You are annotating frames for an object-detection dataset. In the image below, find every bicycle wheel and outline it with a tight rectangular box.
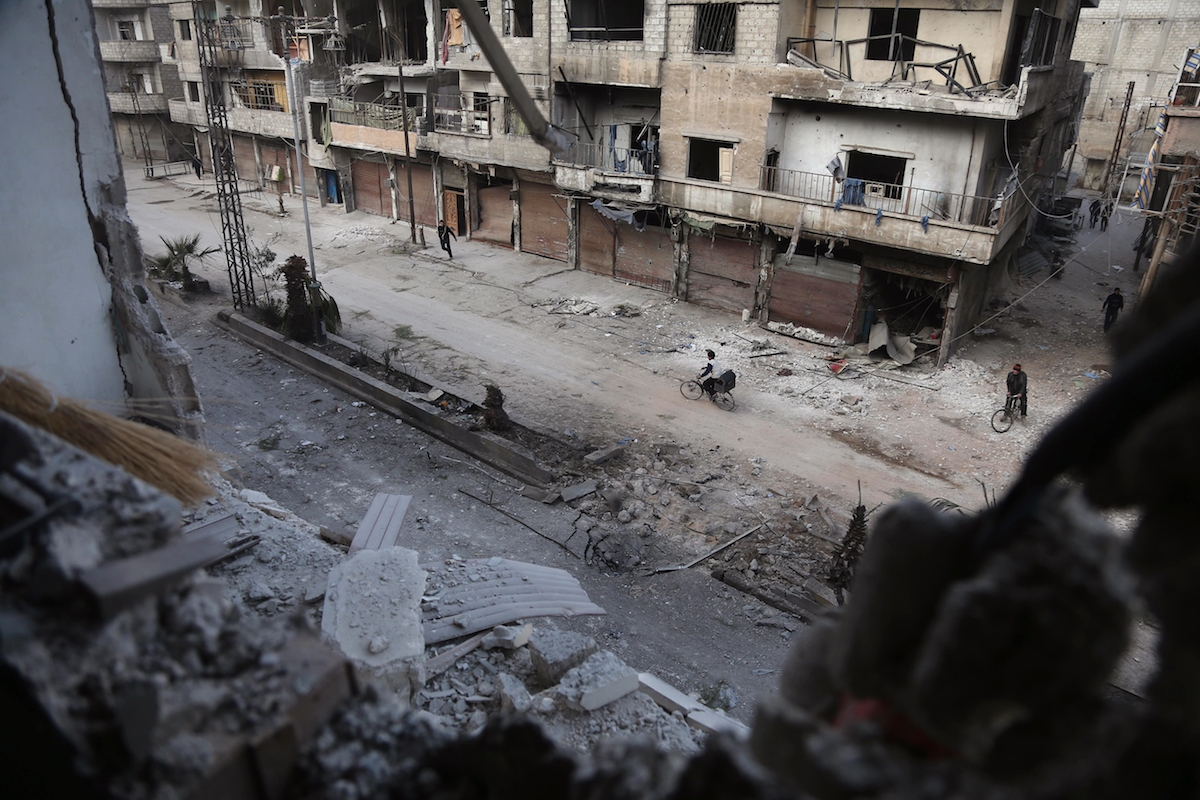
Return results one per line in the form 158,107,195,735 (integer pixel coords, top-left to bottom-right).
990,408,1014,433
680,380,704,400
713,391,736,411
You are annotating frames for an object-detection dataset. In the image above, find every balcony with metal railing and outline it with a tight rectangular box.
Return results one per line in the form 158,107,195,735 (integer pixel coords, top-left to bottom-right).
432,97,491,137
758,165,1016,230
326,96,425,154
552,141,657,203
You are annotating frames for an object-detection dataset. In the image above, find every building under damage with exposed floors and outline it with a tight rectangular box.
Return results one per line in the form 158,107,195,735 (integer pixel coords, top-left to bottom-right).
168,0,1095,364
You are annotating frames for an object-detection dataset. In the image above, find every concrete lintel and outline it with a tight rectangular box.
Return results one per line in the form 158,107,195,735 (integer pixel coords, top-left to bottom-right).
214,311,553,487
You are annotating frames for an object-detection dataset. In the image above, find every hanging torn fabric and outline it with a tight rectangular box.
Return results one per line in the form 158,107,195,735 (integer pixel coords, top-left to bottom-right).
920,214,930,233
590,198,645,230
446,8,464,46
875,208,883,226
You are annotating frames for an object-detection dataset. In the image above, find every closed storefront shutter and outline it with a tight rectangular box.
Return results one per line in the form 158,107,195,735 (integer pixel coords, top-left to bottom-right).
395,161,437,228
298,150,320,197
520,182,569,262
232,135,258,183
579,202,614,276
767,255,862,341
474,184,514,247
352,158,388,217
686,233,757,314
614,222,673,293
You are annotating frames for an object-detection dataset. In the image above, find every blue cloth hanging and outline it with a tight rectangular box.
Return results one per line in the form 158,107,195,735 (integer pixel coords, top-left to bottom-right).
842,178,865,206
920,214,930,233
875,208,883,226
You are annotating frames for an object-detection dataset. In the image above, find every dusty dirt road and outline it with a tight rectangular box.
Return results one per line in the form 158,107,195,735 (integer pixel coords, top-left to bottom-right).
127,168,1139,516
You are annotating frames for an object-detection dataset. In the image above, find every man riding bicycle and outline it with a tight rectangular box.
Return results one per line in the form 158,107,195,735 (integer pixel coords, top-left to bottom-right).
1006,363,1027,420
698,350,722,396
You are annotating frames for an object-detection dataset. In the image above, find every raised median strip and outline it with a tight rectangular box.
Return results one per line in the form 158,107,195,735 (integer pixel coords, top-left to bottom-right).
214,310,553,487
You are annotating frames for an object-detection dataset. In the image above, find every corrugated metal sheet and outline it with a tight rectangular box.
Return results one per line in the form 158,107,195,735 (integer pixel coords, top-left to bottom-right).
579,201,615,275
768,255,862,339
473,184,513,247
615,222,673,293
1017,249,1049,276
420,558,606,644
521,182,569,262
352,158,389,217
687,234,757,313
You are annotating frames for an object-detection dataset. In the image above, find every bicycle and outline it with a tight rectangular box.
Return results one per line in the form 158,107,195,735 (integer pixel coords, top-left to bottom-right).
990,394,1020,433
680,374,736,411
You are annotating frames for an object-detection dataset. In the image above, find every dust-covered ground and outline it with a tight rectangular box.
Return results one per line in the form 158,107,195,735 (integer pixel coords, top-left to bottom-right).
131,165,1147,731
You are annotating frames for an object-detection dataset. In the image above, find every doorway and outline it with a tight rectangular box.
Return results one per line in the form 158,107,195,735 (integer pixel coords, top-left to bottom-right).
443,189,466,235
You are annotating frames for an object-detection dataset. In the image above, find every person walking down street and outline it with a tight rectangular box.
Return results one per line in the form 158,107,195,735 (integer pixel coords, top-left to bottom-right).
1089,198,1101,229
437,222,457,259
698,349,722,396
1006,363,1028,420
1100,198,1112,232
1102,287,1125,333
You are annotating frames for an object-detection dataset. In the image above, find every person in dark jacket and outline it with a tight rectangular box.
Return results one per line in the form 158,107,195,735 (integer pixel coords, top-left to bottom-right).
1102,287,1125,332
1006,363,1028,419
1089,198,1101,229
437,222,457,258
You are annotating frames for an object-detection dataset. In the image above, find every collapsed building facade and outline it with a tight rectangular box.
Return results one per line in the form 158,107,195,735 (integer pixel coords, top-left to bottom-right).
169,0,1094,363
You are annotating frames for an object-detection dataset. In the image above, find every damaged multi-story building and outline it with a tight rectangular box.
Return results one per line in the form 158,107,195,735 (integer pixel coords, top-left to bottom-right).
94,0,191,165
169,0,1095,364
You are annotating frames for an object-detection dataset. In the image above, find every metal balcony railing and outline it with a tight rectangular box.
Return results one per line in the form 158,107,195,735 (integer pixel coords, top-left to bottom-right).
758,165,1021,229
432,97,490,136
554,141,657,176
328,97,425,133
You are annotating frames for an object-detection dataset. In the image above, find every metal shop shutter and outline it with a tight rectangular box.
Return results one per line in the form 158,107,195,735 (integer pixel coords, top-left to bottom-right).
686,233,757,314
395,161,437,228
579,202,615,275
352,159,389,217
520,182,569,262
614,222,673,293
232,135,258,182
298,150,319,197
767,255,862,342
473,184,513,247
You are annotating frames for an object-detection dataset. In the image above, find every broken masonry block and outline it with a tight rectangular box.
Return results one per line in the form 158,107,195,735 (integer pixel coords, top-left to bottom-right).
497,673,533,713
481,623,533,650
557,650,639,711
560,480,598,503
585,445,626,465
686,708,749,739
529,629,599,687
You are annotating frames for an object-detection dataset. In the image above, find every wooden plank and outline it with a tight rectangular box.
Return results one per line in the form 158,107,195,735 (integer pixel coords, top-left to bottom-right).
424,601,607,644
80,537,231,619
424,631,489,677
349,493,389,553
184,513,240,544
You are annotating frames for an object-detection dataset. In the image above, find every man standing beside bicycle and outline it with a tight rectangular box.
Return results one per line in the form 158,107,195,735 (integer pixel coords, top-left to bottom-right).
1006,363,1028,421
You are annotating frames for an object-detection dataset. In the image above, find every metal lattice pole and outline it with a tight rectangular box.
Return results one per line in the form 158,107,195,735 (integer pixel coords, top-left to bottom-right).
126,69,156,178
194,2,255,309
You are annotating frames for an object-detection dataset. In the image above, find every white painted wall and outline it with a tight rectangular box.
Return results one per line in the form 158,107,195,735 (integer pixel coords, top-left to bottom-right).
0,0,128,405
777,104,980,198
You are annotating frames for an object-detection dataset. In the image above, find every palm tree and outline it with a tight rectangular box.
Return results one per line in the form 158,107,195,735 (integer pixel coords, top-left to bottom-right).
153,234,219,291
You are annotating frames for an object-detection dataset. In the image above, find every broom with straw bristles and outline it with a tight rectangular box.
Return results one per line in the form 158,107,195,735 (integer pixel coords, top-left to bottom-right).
0,368,217,506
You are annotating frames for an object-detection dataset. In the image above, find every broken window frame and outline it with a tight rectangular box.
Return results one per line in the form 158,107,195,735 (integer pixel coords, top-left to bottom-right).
179,19,193,41
693,3,737,55
232,79,287,113
1020,9,1061,69
843,150,907,206
568,0,645,42
865,8,919,62
116,19,137,41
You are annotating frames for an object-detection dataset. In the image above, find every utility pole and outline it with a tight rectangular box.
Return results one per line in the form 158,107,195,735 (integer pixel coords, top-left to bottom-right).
397,16,418,243
1102,81,1136,198
194,2,255,309
278,8,326,344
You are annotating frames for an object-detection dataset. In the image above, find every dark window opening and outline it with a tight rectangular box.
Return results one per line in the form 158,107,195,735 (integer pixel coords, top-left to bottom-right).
694,4,736,54
117,20,136,40
688,138,734,183
310,101,327,144
179,19,193,40
866,8,918,61
568,0,645,42
187,81,201,102
504,0,534,36
1019,10,1061,68
845,151,906,200
399,1,428,61
473,93,491,135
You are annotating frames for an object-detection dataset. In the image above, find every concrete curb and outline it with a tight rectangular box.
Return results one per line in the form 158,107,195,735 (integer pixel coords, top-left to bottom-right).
213,311,553,488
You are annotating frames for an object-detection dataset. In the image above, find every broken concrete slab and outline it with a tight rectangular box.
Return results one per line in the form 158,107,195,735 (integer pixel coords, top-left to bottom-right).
686,708,750,739
497,672,533,713
599,488,624,512
638,672,705,716
322,546,426,694
481,623,533,650
560,480,598,503
529,629,599,686
584,445,625,465
557,650,639,711
520,486,560,504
